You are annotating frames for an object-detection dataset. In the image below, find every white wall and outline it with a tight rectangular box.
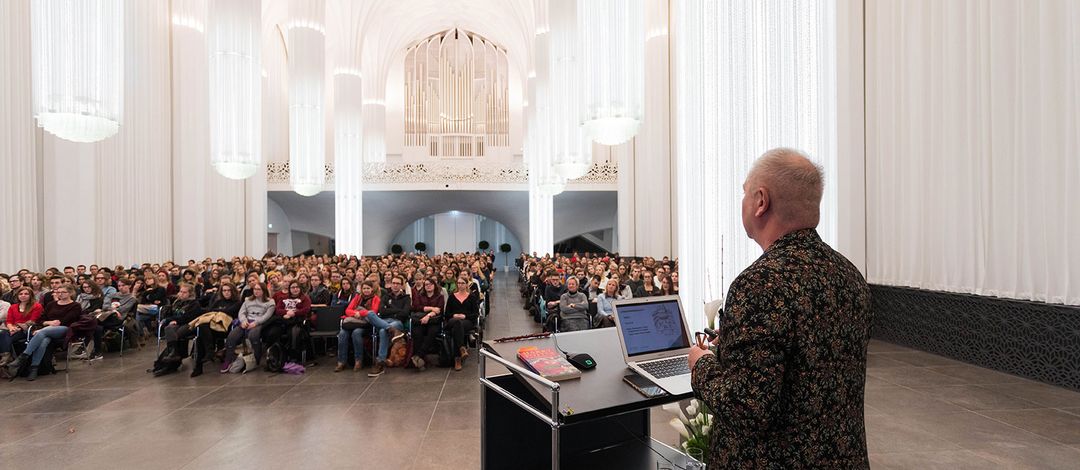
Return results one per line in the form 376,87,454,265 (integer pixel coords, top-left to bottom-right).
267,198,293,256
433,212,478,254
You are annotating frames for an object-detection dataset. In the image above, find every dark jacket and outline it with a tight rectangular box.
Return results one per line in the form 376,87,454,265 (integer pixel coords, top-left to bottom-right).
206,296,242,319
162,298,203,327
41,301,82,326
380,290,412,324
308,285,332,305
691,229,872,469
410,291,445,323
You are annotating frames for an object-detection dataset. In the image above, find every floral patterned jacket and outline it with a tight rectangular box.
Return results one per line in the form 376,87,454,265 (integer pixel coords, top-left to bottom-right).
692,228,872,469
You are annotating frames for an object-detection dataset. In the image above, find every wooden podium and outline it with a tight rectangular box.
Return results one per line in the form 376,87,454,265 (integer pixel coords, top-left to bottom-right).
479,328,694,470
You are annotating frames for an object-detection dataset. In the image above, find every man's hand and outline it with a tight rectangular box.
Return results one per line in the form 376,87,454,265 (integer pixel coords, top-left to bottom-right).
688,343,713,370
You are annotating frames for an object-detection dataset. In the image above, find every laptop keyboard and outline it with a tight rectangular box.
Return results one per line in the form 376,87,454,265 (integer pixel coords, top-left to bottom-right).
640,356,690,379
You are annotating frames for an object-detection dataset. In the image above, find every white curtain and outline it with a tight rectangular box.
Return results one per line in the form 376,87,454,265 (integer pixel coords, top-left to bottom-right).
329,0,365,255
866,0,1080,305
0,0,42,272
674,0,838,330
92,0,174,267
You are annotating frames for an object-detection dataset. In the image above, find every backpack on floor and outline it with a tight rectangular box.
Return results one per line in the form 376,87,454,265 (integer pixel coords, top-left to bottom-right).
152,344,181,375
436,335,455,368
264,342,285,373
386,339,409,368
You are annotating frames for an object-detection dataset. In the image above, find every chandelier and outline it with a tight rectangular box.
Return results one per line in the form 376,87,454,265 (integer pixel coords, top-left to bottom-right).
207,0,261,180
579,0,644,146
288,0,326,196
31,0,124,143
548,0,592,180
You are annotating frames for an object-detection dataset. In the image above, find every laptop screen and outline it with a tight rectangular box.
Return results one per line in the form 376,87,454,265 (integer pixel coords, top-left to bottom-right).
615,298,691,357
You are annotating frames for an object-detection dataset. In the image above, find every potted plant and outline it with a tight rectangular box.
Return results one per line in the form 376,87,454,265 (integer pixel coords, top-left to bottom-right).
663,399,711,459
499,243,512,270
414,242,427,253
478,240,490,251
391,244,403,255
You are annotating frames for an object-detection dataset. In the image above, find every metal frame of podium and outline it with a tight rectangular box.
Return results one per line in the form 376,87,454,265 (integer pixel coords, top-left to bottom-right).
479,329,693,470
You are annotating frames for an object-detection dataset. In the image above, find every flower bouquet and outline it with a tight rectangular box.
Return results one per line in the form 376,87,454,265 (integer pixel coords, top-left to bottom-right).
663,399,712,456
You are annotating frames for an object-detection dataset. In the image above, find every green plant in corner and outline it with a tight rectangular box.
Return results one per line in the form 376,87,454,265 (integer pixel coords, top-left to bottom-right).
390,244,403,255
414,242,427,253
478,240,490,251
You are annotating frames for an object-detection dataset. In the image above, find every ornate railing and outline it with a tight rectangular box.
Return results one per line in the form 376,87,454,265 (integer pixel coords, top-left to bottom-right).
265,161,617,185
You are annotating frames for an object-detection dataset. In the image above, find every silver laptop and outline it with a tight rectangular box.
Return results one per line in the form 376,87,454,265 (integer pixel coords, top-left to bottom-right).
612,295,694,395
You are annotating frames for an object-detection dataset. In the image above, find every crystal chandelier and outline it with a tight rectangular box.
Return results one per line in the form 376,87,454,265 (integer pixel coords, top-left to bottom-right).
548,0,592,180
31,0,124,143
207,0,261,180
579,0,644,146
288,0,326,196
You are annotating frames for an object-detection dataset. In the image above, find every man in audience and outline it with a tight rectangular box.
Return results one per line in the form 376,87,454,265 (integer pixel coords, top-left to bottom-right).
688,148,872,468
156,283,204,377
39,275,64,305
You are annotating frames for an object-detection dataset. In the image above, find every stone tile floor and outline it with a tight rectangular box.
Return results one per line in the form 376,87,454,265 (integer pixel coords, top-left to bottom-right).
1,272,1078,469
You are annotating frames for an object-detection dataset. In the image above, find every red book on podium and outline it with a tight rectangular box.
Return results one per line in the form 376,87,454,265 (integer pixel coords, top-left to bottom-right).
516,346,582,381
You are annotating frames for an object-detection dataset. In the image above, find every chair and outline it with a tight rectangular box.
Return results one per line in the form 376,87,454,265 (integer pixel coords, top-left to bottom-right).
310,305,345,357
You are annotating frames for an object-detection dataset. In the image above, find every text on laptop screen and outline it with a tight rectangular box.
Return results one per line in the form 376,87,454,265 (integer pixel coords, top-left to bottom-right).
617,299,690,356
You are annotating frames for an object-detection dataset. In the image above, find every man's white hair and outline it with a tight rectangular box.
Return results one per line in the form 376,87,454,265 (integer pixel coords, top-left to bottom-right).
748,147,824,225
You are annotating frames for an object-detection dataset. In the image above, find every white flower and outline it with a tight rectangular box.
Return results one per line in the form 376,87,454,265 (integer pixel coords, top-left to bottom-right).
686,399,700,417
669,418,690,439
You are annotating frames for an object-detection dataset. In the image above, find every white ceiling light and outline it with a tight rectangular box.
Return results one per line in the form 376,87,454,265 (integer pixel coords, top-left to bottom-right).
31,0,123,143
579,0,644,146
549,0,592,180
207,0,261,180
288,0,326,197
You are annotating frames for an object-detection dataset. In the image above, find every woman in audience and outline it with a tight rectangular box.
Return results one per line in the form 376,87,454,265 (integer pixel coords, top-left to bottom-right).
444,276,479,371
1,287,43,366
638,270,659,297
409,276,444,371
206,281,242,318
659,276,675,296
7,284,81,380
336,280,378,372
307,274,331,305
332,278,356,307
594,279,623,328
558,277,590,332
77,280,104,313
222,282,275,371
266,280,312,364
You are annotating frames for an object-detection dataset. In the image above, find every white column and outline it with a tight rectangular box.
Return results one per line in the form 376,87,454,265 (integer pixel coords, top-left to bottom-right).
330,0,365,255
0,0,42,272
529,191,554,255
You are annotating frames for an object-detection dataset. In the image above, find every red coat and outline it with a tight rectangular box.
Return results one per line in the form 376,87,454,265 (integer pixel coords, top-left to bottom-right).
6,303,43,326
344,294,380,318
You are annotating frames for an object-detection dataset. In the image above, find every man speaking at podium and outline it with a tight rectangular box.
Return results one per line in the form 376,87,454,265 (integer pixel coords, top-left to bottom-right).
688,148,872,469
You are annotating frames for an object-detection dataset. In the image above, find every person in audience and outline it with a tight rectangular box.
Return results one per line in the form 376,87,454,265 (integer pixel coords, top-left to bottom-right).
307,274,332,305
558,277,590,331
409,276,444,371
76,280,104,313
659,276,675,296
444,276,479,371
2,275,21,304
670,272,680,295
223,282,275,371
39,275,64,306
7,284,81,381
1,287,43,366
332,278,356,307
156,283,204,377
181,269,204,299
206,281,242,318
95,272,116,300
377,275,410,363
99,277,138,350
594,279,623,328
636,270,659,297
135,276,167,344
156,271,178,299
265,280,312,364
336,280,382,373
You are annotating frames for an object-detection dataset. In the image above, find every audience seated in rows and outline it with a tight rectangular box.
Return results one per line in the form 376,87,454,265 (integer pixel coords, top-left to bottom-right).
0,251,495,382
